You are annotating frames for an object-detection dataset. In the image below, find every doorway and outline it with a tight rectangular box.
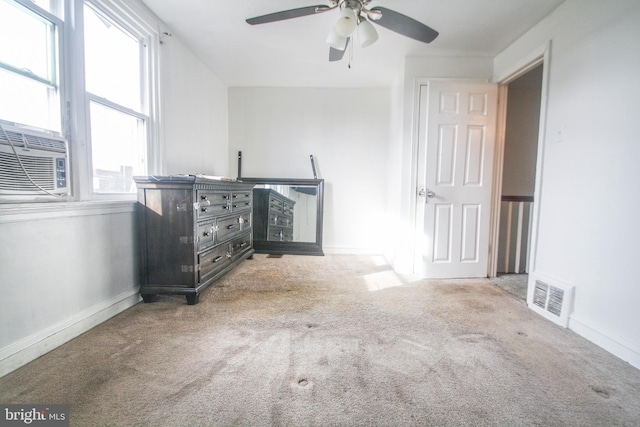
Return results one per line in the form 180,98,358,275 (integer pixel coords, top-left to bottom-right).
413,80,498,279
493,64,543,300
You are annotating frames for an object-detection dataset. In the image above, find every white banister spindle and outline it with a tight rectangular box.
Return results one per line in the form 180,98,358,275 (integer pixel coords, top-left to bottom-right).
499,197,533,274
514,202,524,273
526,202,533,273
505,202,513,273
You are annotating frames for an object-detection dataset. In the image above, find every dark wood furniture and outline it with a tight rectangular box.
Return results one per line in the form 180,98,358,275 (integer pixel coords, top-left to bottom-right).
134,175,255,305
253,188,295,242
241,178,324,256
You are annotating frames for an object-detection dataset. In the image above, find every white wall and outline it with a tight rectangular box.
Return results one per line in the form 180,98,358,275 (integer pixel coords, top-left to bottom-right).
502,65,542,197
383,73,408,268
0,204,140,377
0,25,229,377
228,87,390,253
162,36,229,176
494,0,640,368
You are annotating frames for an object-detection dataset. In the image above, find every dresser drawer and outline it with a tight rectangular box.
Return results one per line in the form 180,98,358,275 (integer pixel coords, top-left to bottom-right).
229,232,252,257
267,226,293,241
197,221,215,251
276,214,292,228
198,203,230,220
217,215,243,243
268,212,292,228
196,191,231,220
199,244,230,283
230,199,252,212
283,203,294,216
269,197,284,214
238,211,251,232
197,191,229,205
231,191,252,202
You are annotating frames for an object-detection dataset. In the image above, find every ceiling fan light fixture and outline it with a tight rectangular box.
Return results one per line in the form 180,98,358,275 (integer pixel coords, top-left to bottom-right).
357,18,378,47
326,27,348,50
334,7,357,37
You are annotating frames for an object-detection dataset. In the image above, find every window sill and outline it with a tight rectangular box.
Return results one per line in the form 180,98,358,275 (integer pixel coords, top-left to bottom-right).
0,199,137,224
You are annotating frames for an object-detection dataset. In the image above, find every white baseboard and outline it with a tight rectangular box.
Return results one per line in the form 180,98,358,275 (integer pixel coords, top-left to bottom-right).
0,289,141,378
569,314,640,370
323,246,382,255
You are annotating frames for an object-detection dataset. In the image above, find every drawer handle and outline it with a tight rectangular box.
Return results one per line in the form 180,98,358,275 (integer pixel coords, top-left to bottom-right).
213,256,223,263
200,195,208,200
227,224,238,230
240,242,247,248
203,231,211,237
201,207,208,213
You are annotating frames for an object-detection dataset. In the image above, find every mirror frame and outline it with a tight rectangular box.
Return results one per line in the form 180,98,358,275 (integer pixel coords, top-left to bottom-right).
241,177,324,256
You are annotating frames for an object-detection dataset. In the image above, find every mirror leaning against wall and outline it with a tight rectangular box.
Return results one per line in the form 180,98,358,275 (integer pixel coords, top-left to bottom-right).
240,178,324,256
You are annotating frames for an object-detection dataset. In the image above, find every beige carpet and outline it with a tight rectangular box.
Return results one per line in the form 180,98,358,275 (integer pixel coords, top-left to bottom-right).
491,273,528,301
1,254,639,426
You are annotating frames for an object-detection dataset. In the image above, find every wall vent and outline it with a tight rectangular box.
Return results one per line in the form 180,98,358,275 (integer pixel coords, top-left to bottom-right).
533,280,564,315
530,277,574,327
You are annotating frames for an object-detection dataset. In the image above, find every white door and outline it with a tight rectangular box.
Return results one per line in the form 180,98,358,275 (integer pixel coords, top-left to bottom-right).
414,81,498,278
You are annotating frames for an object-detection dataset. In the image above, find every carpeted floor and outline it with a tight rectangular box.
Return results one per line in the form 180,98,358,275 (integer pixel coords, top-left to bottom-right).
1,254,639,426
491,273,528,301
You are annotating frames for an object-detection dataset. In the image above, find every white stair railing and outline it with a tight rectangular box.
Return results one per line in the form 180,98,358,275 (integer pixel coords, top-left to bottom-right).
499,196,534,274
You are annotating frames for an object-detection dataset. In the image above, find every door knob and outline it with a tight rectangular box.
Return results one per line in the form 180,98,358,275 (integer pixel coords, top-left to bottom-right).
418,189,436,198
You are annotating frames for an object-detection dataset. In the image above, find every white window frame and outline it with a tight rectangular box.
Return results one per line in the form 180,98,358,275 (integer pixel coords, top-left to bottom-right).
76,0,162,200
0,0,164,206
0,0,162,206
0,0,64,133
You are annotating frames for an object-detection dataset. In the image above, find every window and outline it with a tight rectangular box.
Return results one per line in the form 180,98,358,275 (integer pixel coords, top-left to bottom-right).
83,1,149,194
0,0,160,202
0,0,62,133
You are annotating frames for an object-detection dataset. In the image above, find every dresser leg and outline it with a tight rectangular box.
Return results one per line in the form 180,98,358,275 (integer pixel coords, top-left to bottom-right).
141,294,157,303
186,293,199,305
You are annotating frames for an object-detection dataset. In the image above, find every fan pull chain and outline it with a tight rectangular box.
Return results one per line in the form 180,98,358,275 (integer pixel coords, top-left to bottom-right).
348,36,354,69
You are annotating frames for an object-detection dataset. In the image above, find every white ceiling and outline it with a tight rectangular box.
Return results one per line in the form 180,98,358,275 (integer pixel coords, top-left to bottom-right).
140,0,565,87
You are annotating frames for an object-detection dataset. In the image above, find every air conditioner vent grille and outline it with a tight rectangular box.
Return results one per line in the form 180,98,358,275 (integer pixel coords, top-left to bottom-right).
0,151,56,191
0,130,66,153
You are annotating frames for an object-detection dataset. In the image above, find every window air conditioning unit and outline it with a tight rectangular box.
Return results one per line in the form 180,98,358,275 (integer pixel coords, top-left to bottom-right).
0,124,69,196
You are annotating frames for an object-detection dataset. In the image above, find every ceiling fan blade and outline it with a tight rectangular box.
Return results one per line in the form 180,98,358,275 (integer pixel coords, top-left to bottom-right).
329,38,350,62
246,5,330,25
369,7,439,44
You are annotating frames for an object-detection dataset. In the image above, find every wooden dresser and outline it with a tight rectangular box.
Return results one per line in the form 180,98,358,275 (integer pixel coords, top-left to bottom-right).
134,176,255,305
253,188,296,242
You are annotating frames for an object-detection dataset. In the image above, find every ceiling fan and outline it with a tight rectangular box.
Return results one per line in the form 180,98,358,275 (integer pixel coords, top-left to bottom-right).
246,0,439,62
